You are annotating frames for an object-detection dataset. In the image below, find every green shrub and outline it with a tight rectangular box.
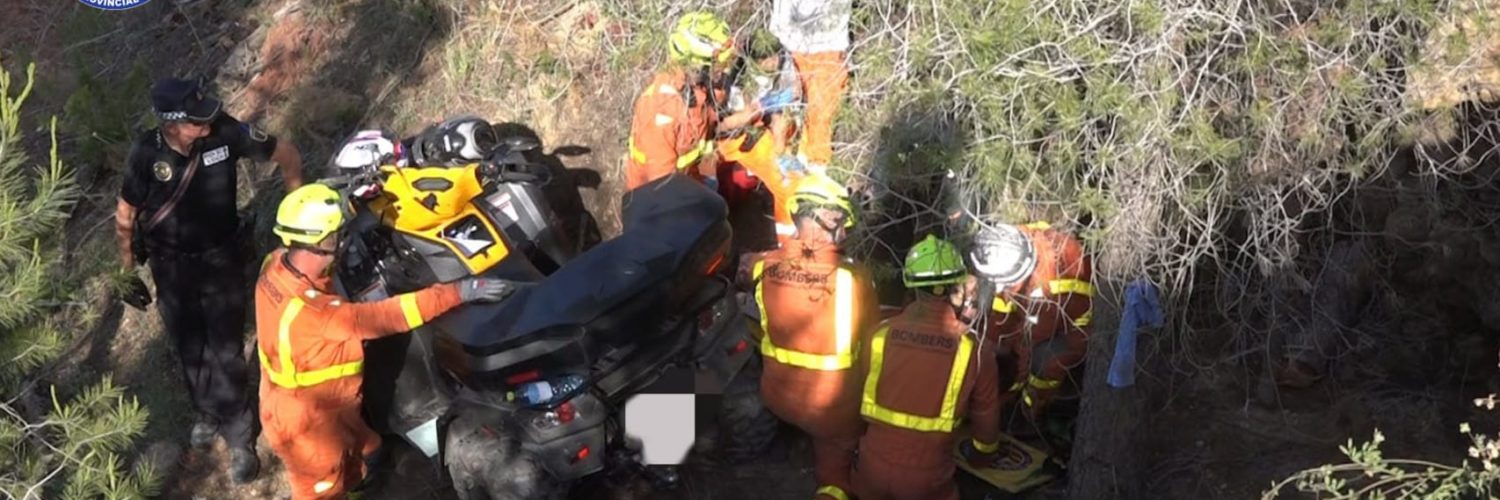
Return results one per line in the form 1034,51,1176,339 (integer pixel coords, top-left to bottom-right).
0,59,157,500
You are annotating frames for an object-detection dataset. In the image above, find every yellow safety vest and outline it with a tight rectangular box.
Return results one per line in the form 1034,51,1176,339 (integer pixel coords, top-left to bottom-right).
256,293,424,389
752,260,858,371
860,325,974,433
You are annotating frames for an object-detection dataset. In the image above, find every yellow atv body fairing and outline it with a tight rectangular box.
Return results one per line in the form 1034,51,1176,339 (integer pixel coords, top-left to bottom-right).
373,163,510,275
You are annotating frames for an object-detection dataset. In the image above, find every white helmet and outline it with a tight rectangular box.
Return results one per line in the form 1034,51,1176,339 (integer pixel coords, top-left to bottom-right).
332,129,398,170
969,223,1037,288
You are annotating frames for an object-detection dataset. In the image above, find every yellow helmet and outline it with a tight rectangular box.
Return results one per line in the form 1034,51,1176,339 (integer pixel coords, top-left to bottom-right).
669,11,734,67
785,173,855,228
274,184,346,247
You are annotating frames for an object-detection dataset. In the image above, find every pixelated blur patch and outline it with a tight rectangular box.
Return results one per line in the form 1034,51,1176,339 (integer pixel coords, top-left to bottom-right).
78,0,152,11
624,394,696,465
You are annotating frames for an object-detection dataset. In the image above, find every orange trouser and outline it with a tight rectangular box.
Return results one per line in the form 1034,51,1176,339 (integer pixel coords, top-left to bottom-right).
761,379,859,499
792,51,849,166
261,389,379,499
852,451,959,500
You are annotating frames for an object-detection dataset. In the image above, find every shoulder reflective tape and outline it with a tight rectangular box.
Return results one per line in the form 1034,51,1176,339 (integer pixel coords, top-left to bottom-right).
861,327,973,432
258,297,364,389
973,438,1001,454
992,296,1014,314
655,113,675,126
399,293,423,330
657,84,678,95
1049,278,1093,297
1073,309,1093,327
1024,221,1052,230
775,222,797,236
815,485,850,500
757,267,857,371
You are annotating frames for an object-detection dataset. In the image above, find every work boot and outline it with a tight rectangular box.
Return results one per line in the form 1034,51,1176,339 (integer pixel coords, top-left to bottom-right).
229,446,260,484
189,421,217,449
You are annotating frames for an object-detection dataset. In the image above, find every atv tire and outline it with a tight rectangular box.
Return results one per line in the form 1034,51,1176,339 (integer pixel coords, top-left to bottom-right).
716,354,779,463
446,409,562,500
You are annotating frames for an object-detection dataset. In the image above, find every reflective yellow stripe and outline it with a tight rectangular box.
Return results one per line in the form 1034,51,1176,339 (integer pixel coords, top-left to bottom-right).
861,326,973,432
628,137,648,165
1029,374,1062,390
815,485,850,500
833,269,855,365
1022,390,1034,407
630,138,709,171
257,297,364,389
1073,309,1093,327
399,293,423,330
1008,380,1025,392
1024,221,1052,230
272,298,303,387
775,222,798,236
755,266,857,371
973,438,1001,453
1049,278,1093,297
992,296,1014,314
753,260,768,338
675,140,712,170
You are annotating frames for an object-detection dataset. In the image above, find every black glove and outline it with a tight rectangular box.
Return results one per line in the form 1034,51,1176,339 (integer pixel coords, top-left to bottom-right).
122,276,152,310
457,277,516,303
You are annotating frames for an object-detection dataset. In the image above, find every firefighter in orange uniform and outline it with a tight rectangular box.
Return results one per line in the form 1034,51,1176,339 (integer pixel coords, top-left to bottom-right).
750,174,879,500
625,11,791,191
969,222,1092,424
852,235,1002,500
768,0,853,172
255,184,515,498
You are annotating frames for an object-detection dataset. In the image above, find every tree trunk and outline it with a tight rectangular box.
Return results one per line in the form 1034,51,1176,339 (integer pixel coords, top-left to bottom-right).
1064,283,1143,500
1066,131,1166,500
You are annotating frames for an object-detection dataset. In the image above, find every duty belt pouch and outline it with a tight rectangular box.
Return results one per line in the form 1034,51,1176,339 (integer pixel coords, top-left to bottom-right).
139,154,202,259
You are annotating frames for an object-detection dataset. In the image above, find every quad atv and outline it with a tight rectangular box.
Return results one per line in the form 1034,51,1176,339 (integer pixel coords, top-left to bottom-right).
324,136,776,499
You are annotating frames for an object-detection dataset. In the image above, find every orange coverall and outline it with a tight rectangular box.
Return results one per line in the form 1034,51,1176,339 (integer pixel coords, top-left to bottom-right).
625,68,719,190
853,297,1001,500
751,239,879,500
984,222,1093,415
255,250,464,499
789,51,848,166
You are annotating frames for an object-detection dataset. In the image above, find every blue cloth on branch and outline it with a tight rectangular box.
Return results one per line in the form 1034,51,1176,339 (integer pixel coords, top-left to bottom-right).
1107,279,1163,388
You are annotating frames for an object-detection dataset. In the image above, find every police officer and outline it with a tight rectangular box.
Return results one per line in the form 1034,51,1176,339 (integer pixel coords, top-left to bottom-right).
113,78,304,483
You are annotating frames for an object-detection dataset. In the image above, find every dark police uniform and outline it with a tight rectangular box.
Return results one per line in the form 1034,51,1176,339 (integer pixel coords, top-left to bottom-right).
120,113,275,450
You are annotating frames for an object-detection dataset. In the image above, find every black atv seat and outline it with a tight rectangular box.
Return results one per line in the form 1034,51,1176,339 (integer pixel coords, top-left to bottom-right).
431,174,729,354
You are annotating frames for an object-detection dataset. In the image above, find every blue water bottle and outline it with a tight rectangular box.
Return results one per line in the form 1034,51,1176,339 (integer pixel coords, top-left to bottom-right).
517,375,587,405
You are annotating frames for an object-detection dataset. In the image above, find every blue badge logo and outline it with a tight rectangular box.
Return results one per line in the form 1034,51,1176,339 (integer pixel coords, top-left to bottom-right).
79,0,151,11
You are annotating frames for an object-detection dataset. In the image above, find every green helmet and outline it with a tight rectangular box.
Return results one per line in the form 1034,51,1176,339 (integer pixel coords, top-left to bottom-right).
669,11,734,67
903,235,969,288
